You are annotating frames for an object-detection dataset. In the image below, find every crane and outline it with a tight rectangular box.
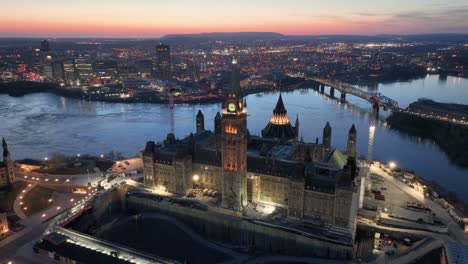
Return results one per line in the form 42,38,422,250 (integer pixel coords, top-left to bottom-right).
168,83,175,135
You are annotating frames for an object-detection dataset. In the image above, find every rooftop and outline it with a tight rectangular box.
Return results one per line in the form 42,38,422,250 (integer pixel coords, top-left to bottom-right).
35,233,134,264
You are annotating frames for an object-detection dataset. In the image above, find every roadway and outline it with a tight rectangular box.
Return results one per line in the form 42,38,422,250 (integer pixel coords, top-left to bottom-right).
0,186,82,264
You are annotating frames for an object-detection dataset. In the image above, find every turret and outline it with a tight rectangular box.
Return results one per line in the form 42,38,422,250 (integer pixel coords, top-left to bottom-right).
196,110,205,133
2,138,14,185
294,115,300,141
2,137,8,158
304,147,312,163
323,122,331,153
214,112,222,134
346,124,357,159
261,94,297,141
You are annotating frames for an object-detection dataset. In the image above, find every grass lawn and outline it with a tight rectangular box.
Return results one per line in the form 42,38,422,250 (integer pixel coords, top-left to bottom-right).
0,181,28,213
23,186,55,216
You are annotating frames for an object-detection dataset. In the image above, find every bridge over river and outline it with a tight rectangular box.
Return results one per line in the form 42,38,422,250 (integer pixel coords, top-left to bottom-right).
308,77,468,126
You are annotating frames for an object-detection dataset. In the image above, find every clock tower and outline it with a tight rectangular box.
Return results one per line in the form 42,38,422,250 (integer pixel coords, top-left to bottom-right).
221,58,248,211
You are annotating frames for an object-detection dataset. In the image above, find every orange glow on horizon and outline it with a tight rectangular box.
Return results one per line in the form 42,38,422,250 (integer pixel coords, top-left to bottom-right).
0,16,436,37
1,0,467,37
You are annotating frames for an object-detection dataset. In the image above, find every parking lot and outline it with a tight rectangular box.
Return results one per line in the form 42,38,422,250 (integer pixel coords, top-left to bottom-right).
186,188,220,205
108,158,143,174
366,173,422,215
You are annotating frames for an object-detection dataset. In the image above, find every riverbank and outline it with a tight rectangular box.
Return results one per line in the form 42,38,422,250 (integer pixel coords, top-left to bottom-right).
0,79,313,105
386,111,468,169
0,81,83,98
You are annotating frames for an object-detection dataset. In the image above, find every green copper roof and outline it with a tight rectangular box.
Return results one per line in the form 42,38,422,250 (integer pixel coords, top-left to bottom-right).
326,149,347,169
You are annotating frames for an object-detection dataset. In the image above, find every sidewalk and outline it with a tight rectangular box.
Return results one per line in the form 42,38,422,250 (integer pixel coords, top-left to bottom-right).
13,182,37,220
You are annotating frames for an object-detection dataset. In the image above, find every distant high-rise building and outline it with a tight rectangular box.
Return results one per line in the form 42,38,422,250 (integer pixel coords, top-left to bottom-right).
93,60,118,77
63,59,76,81
32,48,41,67
40,40,51,52
75,55,93,82
52,61,65,81
153,44,171,79
40,65,54,80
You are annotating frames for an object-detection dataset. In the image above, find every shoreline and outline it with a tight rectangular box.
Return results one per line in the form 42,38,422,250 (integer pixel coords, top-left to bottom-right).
0,80,312,105
386,111,468,169
3,72,462,105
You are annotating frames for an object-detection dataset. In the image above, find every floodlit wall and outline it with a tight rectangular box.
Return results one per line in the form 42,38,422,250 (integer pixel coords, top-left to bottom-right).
126,195,353,259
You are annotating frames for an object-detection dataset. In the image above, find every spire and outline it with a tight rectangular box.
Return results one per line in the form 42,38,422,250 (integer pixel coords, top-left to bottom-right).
304,147,312,163
229,58,242,96
323,122,332,154
262,94,296,140
214,111,222,134
196,110,205,133
273,94,287,115
347,124,357,158
294,114,299,141
2,137,9,157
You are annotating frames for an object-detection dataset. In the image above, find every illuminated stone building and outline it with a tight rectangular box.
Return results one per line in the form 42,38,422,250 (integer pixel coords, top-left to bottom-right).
0,211,9,239
0,138,15,188
142,61,360,238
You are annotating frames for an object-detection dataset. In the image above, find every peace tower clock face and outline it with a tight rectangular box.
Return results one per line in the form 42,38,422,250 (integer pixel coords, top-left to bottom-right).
228,103,236,112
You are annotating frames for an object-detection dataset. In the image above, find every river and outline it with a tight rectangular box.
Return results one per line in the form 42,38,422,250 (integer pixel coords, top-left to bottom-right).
0,74,467,201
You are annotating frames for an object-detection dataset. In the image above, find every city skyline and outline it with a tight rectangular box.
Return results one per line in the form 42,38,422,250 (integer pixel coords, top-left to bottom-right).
1,0,468,38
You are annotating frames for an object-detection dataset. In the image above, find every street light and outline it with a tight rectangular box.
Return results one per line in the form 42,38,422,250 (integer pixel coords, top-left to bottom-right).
192,174,200,189
192,174,200,182
389,161,397,170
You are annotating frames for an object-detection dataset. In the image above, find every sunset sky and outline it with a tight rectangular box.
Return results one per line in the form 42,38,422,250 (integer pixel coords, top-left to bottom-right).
1,0,468,37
